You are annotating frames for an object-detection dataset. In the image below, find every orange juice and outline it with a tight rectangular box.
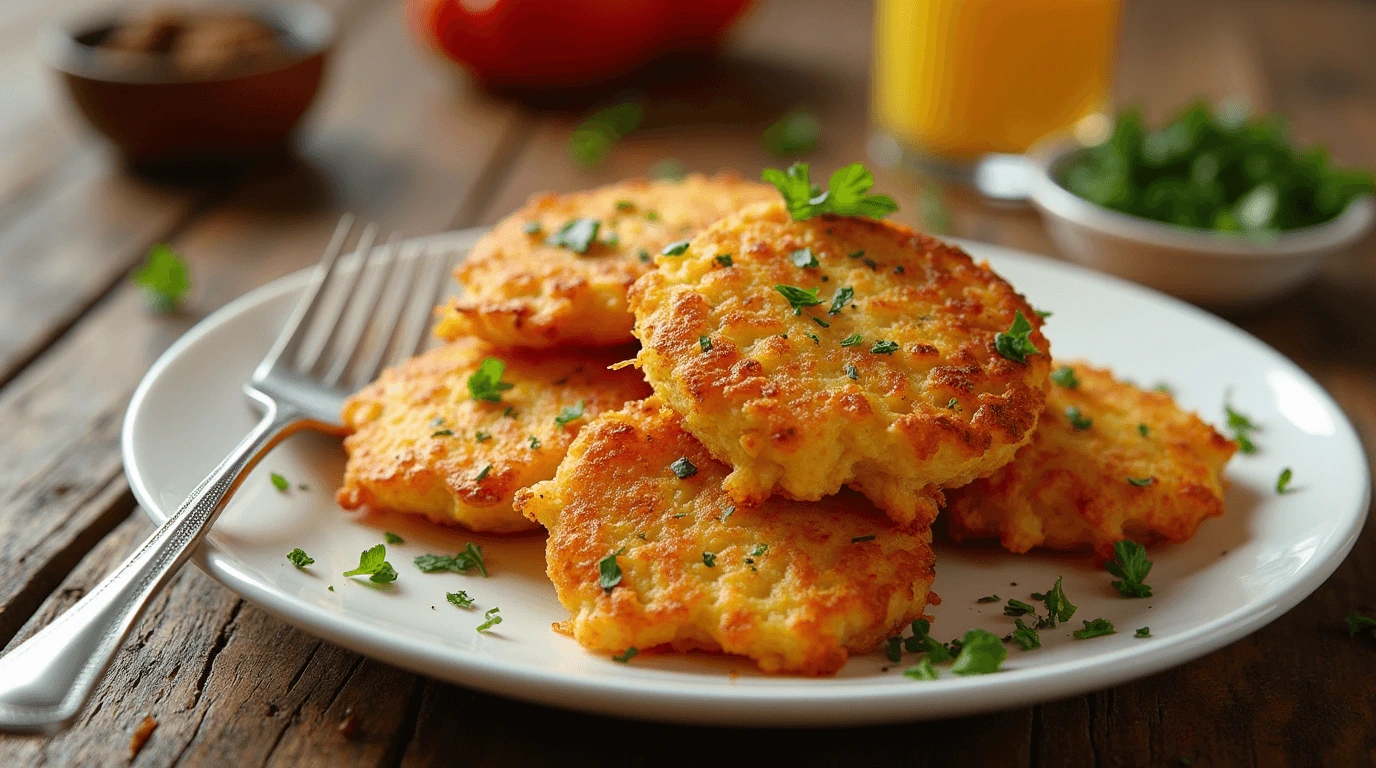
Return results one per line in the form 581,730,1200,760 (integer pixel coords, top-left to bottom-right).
873,0,1121,160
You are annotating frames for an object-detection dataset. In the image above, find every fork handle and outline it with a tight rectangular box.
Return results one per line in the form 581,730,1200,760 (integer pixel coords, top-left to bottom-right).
0,397,303,733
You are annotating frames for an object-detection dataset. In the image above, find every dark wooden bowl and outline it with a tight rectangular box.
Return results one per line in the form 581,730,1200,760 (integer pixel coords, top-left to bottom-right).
40,2,335,168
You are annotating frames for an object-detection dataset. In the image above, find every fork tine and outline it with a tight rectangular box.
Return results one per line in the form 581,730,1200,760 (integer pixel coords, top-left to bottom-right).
391,248,451,367
257,214,355,375
352,243,422,388
300,223,378,375
323,232,403,388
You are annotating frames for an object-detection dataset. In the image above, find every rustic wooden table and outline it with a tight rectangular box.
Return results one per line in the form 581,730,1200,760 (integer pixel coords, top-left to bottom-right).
1,0,1373,765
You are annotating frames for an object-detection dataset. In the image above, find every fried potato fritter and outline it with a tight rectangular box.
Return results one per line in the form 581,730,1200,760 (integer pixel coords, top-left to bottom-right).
338,338,650,533
514,399,938,675
629,202,1051,528
944,362,1237,556
435,174,777,349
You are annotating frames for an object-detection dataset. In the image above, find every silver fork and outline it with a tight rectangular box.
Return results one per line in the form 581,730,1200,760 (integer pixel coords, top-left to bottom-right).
0,215,453,733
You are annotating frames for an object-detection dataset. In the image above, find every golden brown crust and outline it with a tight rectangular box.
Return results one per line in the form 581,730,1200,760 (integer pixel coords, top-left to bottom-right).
943,362,1237,557
514,399,937,675
337,338,650,533
629,202,1051,528
435,173,777,349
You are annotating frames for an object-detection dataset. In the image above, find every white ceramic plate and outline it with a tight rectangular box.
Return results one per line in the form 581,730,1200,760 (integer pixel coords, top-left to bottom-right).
122,230,1370,727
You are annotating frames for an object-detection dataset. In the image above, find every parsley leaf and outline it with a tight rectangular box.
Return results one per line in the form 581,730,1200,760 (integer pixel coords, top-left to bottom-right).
1346,612,1376,641
702,552,717,568
1276,467,1294,494
1138,423,1150,437
844,363,859,380
1039,577,1077,625
270,473,290,492
432,429,454,438
476,606,502,633
414,542,488,576
851,535,876,543
1127,476,1155,487
343,544,397,583
286,548,314,568
773,284,822,314
522,221,542,235
760,162,898,220
790,248,819,268
545,217,602,254
977,595,1000,603
446,590,474,608
1135,626,1151,638
1107,539,1153,597
612,647,639,663
840,333,862,347
598,548,624,591
670,457,698,479
1004,598,1037,617
554,400,586,428
994,311,1040,363
950,629,1007,676
1051,365,1080,388
1065,406,1093,430
762,109,821,157
661,240,691,256
1012,619,1041,650
132,243,192,313
384,532,404,544
1073,618,1116,639
700,336,712,352
828,286,854,314
467,357,514,402
903,657,940,680
871,340,899,355
1225,403,1259,454
715,253,733,267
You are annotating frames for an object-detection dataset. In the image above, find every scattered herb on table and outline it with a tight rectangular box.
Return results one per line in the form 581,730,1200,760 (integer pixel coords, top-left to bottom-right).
1225,402,1260,454
1107,539,1154,597
1136,627,1151,638
1073,619,1116,639
446,591,474,608
132,243,192,313
286,548,314,568
414,542,488,576
1276,467,1294,494
270,473,290,492
476,607,502,633
1012,619,1041,650
950,629,1007,676
903,657,940,680
343,544,397,584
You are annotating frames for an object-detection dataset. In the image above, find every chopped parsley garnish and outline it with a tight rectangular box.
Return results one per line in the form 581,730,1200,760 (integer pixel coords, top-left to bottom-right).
1225,403,1259,454
790,248,819,268
700,336,712,352
871,340,899,355
1035,309,1053,320
806,331,820,345
432,429,454,437
1038,577,1077,625
750,543,768,557
840,333,862,347
651,158,686,181
286,548,314,568
851,535,876,543
721,506,735,521
828,286,854,314
545,217,601,254
598,548,624,591
702,552,716,568
476,607,502,633
715,253,733,267
993,311,1040,363
503,406,515,418
1050,366,1080,389
1107,539,1153,597
1073,619,1116,639
528,436,541,449
615,200,635,211
946,398,960,410
554,400,586,428
886,637,903,663
414,542,488,576
1065,406,1093,430
384,532,404,545
670,457,698,479
612,647,638,663
761,162,898,220
522,221,542,235
1138,423,1150,437
844,363,859,380
467,357,514,402
1012,619,1041,650
1003,598,1037,617
446,590,474,608
1126,476,1155,488
1346,612,1376,641
637,249,651,263
976,595,1000,604
270,473,290,492
475,431,491,443
762,109,821,157
1276,467,1294,494
903,657,940,680
661,240,691,256
950,629,1007,676
343,544,397,584
475,464,492,481
1135,626,1151,638
773,284,822,314
132,243,192,313
1153,383,1173,394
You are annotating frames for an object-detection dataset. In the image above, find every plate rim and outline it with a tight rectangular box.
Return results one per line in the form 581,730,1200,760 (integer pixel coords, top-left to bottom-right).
120,229,1372,726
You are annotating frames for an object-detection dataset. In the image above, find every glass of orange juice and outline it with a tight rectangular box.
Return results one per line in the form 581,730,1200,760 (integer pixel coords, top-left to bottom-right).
871,0,1121,200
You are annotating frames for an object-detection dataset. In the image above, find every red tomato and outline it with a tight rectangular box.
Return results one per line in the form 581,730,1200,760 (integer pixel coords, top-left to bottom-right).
405,0,754,89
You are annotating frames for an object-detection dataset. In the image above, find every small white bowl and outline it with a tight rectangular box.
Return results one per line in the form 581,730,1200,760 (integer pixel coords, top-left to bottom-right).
1028,140,1374,310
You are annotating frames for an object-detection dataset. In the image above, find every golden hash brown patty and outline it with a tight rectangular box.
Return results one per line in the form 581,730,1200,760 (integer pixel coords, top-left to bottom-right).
338,338,650,533
944,362,1236,557
435,173,777,349
629,201,1051,528
514,398,938,676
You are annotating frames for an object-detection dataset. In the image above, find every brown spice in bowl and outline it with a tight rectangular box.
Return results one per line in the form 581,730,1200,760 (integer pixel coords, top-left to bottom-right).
99,9,284,78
